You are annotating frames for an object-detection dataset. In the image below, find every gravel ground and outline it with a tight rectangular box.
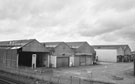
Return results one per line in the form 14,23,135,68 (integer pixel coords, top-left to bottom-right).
0,62,134,84
53,62,135,84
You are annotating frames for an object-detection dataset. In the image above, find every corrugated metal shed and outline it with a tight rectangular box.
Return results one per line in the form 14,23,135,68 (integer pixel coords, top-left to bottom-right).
66,42,95,66
92,45,132,62
66,42,95,54
0,39,49,52
42,42,74,68
0,39,49,69
92,45,131,51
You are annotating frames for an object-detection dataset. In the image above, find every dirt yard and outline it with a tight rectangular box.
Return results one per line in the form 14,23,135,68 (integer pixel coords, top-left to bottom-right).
0,62,134,84
53,62,135,84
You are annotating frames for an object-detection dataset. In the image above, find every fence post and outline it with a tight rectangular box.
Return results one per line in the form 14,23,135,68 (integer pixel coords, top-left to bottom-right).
57,76,61,84
70,76,72,84
79,78,81,84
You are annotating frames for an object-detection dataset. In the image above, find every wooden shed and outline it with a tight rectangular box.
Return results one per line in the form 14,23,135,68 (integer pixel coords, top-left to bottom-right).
66,42,96,66
92,45,131,62
0,39,49,69
42,42,74,68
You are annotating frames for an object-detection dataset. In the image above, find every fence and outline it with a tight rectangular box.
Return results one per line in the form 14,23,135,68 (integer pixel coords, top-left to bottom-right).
0,66,115,84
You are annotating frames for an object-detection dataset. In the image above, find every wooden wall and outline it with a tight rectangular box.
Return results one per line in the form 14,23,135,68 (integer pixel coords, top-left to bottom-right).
0,49,18,68
53,42,74,57
22,40,48,52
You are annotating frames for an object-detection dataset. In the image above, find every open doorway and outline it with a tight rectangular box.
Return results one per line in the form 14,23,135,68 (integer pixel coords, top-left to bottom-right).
18,52,32,67
18,52,48,68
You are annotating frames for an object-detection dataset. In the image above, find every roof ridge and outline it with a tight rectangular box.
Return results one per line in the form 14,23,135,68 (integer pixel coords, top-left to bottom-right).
65,41,87,43
0,39,35,43
92,44,129,46
0,39,36,48
42,41,64,43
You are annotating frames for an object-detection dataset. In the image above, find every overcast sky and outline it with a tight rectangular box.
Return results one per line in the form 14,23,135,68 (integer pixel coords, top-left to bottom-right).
0,0,134,50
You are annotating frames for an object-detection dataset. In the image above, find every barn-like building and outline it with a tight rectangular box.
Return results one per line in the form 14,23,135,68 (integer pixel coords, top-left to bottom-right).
42,42,74,68
0,39,49,69
92,45,131,62
66,42,96,66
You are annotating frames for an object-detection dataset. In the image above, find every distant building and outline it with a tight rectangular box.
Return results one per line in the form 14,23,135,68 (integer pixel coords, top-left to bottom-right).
66,42,96,66
131,51,135,62
0,39,49,69
42,42,74,68
132,51,135,75
92,45,131,62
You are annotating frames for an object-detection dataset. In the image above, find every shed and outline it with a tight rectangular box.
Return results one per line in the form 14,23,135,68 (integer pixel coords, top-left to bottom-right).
92,45,131,62
66,42,96,66
0,39,49,69
42,42,74,68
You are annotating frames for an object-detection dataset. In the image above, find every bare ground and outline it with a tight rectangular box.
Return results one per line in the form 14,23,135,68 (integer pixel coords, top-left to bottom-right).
53,62,135,84
0,62,134,84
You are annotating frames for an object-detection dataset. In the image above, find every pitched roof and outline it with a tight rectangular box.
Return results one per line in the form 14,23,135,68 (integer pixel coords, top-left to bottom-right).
42,42,64,48
92,45,130,50
0,39,35,49
65,42,86,48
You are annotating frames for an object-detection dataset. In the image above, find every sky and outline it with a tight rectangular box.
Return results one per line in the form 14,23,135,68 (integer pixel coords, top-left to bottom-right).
0,0,135,50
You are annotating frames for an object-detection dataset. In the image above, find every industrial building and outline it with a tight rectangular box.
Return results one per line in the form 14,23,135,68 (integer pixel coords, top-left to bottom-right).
42,42,74,68
0,39,49,69
66,42,96,66
92,45,131,62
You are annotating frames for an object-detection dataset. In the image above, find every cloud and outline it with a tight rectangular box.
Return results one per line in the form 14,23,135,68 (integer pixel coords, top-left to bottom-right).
93,0,135,12
0,0,134,50
77,0,135,42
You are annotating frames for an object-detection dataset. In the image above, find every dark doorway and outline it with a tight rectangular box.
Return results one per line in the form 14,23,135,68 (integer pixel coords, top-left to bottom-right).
36,53,48,67
18,52,32,67
18,52,48,67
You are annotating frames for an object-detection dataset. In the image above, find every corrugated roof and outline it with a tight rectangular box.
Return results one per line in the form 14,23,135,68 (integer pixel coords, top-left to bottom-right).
0,39,35,49
65,42,86,48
